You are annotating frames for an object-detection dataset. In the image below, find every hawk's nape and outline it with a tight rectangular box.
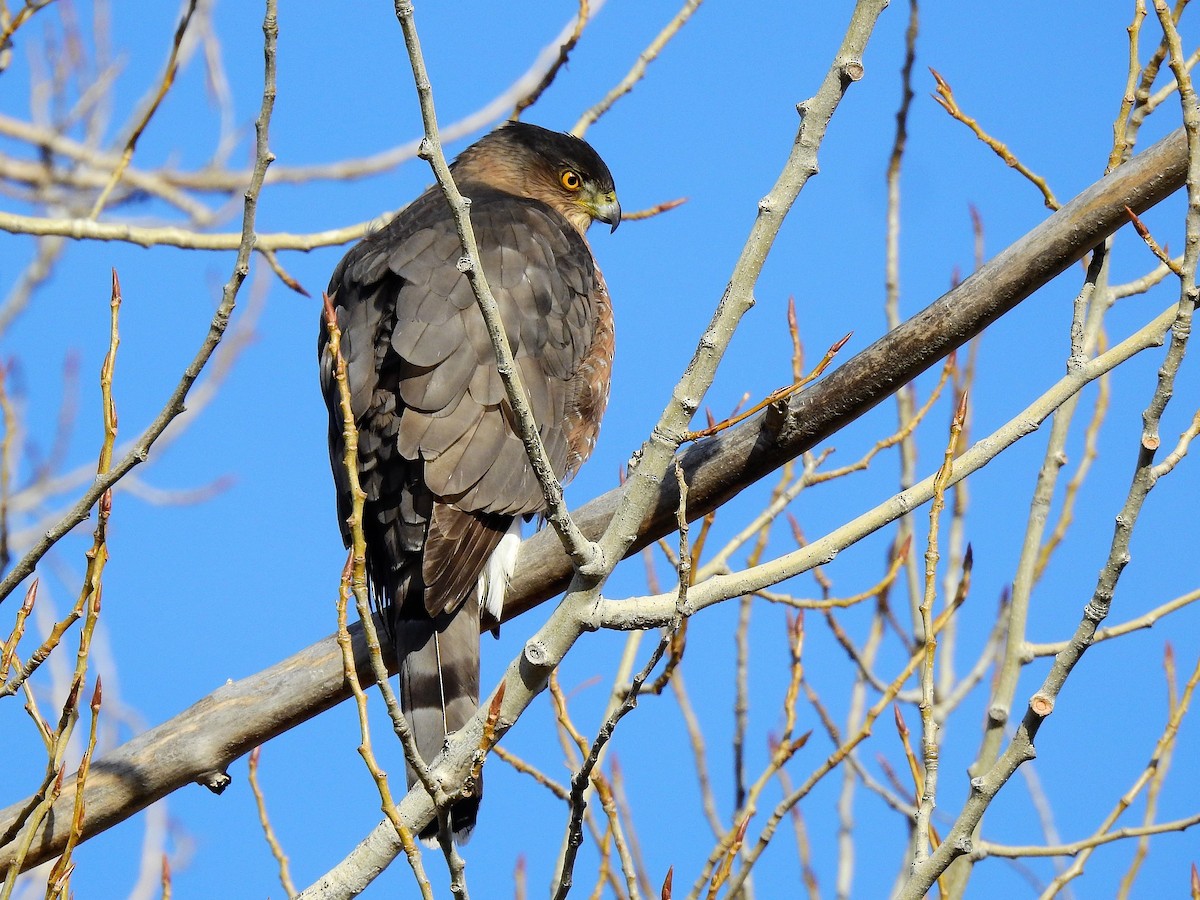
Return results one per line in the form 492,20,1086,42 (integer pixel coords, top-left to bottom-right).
318,122,620,843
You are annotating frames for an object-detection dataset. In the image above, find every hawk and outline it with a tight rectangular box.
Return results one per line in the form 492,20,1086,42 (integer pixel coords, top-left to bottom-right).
319,122,620,841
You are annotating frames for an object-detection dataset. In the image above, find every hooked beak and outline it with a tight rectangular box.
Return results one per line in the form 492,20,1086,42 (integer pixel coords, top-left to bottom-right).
592,191,622,233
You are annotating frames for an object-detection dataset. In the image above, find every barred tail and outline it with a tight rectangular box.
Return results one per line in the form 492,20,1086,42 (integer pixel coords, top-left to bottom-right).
396,597,482,844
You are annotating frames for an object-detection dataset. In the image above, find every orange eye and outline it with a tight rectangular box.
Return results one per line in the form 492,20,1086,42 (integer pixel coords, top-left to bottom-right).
560,170,582,191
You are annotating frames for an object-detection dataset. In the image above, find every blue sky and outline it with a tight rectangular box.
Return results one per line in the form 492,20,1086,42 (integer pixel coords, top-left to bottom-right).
4,1,1199,897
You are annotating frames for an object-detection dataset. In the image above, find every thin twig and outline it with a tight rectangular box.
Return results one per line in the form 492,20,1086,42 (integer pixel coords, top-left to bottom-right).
512,0,590,118
322,296,436,893
930,67,1059,209
393,0,601,580
247,747,298,899
913,390,966,867
552,464,690,900
88,0,199,218
572,0,705,136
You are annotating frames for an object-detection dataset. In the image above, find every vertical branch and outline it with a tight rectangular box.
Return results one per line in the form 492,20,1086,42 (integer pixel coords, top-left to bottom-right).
1109,1,1147,170
392,0,598,575
939,210,985,700
913,392,966,866
1032,354,1111,582
610,759,653,899
96,269,120,474
967,246,1108,778
2,268,120,896
597,0,893,704
0,362,13,573
0,581,36,688
592,773,642,900
671,670,724,839
732,594,752,815
45,678,101,898
1116,643,1180,898
161,854,172,899
321,296,436,897
831,597,886,900
247,747,298,900
884,0,923,640
1126,0,1182,146
731,452,793,823
553,464,691,900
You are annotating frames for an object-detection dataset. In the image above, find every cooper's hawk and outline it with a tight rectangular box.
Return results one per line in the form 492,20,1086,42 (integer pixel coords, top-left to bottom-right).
319,122,619,841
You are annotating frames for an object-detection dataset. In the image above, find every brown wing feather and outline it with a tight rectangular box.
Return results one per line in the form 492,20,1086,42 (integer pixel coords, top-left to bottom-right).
423,503,508,617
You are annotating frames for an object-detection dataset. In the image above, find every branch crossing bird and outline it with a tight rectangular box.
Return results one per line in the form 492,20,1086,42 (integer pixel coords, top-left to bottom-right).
319,122,620,842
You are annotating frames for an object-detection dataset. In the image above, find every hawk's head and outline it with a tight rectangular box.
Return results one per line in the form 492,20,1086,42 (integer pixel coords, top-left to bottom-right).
452,121,621,235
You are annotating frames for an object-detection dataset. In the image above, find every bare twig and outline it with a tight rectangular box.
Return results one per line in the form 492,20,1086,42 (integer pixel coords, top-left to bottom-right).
512,0,591,118
247,747,298,899
572,0,705,136
322,294,436,894
930,67,1059,209
913,391,967,867
88,0,199,218
393,0,601,580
